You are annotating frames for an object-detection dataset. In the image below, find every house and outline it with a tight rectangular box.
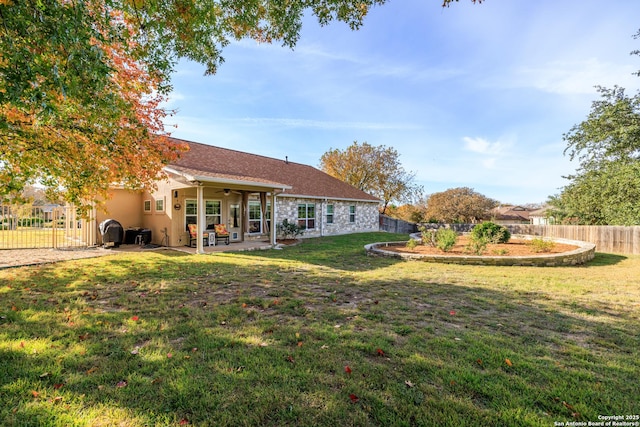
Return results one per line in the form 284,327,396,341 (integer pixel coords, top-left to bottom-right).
490,205,531,225
529,206,555,225
97,138,381,252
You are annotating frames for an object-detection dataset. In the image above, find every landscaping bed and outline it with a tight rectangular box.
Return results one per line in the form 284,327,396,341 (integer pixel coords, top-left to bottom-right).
385,235,579,256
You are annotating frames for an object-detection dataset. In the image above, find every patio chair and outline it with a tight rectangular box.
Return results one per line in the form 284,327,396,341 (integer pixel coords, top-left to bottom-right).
214,223,230,245
187,224,209,247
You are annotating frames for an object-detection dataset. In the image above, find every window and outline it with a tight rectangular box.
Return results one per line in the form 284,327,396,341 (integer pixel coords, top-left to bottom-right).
349,205,356,223
297,203,315,229
326,204,334,224
205,200,222,230
248,201,262,233
186,199,222,231
144,200,151,212
155,199,164,212
185,199,197,230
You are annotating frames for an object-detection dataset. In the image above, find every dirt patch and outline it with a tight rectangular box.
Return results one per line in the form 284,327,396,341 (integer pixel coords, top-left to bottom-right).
386,236,578,257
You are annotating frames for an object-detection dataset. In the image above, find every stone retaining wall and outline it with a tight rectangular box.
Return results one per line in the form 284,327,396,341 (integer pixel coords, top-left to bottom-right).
365,235,596,267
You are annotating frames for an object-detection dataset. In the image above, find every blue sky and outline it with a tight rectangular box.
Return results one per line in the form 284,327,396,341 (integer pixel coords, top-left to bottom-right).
164,0,640,205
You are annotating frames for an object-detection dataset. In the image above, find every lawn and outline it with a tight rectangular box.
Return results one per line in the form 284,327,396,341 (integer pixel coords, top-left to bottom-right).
1,232,639,426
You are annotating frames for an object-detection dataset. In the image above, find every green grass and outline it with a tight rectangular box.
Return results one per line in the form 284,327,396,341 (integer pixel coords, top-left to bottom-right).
1,232,639,426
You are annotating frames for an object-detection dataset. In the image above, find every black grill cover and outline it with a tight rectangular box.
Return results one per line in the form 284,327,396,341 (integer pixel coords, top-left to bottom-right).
99,219,124,247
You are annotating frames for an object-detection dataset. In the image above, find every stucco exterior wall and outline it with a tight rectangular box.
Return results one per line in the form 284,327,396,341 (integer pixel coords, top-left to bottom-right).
96,188,143,244
276,196,379,238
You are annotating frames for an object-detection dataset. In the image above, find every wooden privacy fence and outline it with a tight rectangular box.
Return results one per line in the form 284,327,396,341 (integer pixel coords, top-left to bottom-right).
379,215,419,234
505,224,640,255
421,223,640,255
0,204,97,250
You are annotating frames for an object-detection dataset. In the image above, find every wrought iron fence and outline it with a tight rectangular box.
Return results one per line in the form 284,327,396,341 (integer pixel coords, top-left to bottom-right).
0,204,97,249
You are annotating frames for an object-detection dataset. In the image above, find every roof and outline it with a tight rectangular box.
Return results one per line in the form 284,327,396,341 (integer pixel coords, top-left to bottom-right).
529,206,553,217
167,138,380,203
490,205,531,222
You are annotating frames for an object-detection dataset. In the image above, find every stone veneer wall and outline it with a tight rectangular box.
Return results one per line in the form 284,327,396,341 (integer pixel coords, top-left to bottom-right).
276,197,379,238
365,236,596,267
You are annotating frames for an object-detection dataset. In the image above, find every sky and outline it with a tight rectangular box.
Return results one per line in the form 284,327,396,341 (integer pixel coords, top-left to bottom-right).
163,0,640,205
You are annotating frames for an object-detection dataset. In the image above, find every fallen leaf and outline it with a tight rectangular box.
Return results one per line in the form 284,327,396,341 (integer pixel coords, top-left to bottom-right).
349,393,359,403
241,303,247,308
116,380,127,388
405,380,415,388
131,348,140,355
86,367,98,375
505,358,513,367
53,396,63,404
286,355,295,364
191,347,198,352
179,419,189,425
345,365,352,375
78,333,89,341
31,390,39,398
19,341,25,348
476,358,483,366
320,345,329,349
151,378,162,384
53,383,64,390
39,372,50,378
11,305,18,311
297,341,303,347
376,348,385,357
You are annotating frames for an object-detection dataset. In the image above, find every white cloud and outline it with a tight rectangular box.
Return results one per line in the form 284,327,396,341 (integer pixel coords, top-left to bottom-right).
463,137,509,155
511,58,640,95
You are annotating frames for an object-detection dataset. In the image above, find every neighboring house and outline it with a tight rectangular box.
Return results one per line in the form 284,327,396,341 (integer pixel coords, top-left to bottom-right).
529,206,555,225
97,138,381,252
490,205,531,225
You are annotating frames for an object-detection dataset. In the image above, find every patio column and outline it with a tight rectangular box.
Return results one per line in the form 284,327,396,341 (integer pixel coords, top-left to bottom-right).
196,183,205,254
270,192,276,245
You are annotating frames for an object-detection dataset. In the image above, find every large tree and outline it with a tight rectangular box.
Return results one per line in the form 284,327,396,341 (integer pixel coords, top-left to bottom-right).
551,30,640,225
1,0,478,208
319,141,422,214
551,85,640,225
424,187,497,223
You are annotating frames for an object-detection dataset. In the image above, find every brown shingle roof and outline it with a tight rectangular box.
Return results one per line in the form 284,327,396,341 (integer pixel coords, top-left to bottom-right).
167,138,380,203
490,206,531,222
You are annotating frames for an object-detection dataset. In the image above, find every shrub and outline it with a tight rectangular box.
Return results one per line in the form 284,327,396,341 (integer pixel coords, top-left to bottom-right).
419,226,437,247
405,238,418,251
435,228,458,252
276,219,305,240
471,222,511,244
466,236,488,255
528,238,556,253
